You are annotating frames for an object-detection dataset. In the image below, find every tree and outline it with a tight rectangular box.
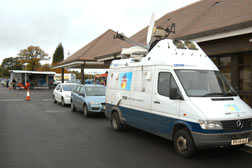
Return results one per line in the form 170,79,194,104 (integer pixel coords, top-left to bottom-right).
0,65,3,78
18,46,49,71
37,64,53,71
1,57,23,77
52,43,64,66
2,57,22,70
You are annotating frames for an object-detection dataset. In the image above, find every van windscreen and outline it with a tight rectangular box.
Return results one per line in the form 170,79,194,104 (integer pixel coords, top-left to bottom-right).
175,70,237,97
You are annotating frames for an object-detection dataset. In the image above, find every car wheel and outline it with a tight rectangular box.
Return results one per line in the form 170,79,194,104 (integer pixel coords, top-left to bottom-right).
111,112,126,131
83,104,90,117
53,95,57,103
61,97,65,107
71,101,76,112
173,129,196,158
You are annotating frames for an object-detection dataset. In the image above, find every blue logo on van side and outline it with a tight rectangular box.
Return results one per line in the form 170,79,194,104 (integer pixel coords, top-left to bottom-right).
174,64,185,67
119,72,132,91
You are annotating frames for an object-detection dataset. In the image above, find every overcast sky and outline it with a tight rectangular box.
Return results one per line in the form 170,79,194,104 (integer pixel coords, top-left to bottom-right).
0,0,199,65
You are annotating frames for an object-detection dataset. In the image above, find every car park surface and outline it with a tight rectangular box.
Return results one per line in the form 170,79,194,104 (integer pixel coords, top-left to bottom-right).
0,87,251,168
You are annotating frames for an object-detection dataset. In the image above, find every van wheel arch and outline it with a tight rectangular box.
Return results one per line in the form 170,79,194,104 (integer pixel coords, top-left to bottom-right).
111,106,125,122
172,123,191,140
111,110,126,131
172,123,196,158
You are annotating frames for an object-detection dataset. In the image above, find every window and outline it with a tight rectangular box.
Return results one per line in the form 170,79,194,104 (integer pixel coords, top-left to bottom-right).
85,86,106,96
79,86,84,95
210,52,252,107
210,57,218,66
63,84,77,91
73,85,79,93
55,85,60,90
239,53,251,92
219,56,231,83
239,66,251,92
175,70,236,97
158,72,179,97
57,85,62,91
75,86,81,94
173,40,186,49
158,72,170,97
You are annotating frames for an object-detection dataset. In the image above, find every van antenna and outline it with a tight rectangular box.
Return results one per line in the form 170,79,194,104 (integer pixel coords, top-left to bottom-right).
114,32,148,49
164,23,176,38
148,23,176,51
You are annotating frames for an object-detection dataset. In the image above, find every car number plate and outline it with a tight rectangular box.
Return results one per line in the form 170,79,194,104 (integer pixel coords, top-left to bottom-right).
231,138,248,145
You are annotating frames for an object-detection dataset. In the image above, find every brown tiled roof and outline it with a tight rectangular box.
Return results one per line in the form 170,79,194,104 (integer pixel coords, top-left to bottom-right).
57,0,252,65
99,0,252,58
56,29,128,66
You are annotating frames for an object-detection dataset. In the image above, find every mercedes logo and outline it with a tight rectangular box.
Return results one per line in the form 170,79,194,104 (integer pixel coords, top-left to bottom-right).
236,120,243,129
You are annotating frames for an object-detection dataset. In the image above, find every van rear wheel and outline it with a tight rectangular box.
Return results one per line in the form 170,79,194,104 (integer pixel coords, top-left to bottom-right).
173,129,196,158
111,112,125,131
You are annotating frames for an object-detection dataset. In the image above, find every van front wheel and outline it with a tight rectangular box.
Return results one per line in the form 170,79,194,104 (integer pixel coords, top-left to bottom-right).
173,129,196,158
111,112,125,131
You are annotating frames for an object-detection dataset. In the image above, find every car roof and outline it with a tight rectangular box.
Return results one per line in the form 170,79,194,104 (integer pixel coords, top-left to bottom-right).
61,83,78,86
77,84,105,87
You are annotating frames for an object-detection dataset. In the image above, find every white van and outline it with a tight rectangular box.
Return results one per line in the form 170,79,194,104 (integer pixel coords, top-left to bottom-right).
105,39,252,157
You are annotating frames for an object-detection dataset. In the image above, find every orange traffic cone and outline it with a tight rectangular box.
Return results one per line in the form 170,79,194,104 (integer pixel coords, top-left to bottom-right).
26,88,31,101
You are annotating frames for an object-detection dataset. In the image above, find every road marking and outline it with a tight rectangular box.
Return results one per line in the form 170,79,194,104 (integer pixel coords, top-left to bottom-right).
241,148,252,154
45,110,67,113
246,143,252,148
0,99,24,102
43,99,53,101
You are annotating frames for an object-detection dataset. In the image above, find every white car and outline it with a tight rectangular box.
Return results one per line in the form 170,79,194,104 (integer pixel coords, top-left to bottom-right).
53,83,78,106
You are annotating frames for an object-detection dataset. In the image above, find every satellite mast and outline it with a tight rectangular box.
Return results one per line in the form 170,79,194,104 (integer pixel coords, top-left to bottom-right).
114,32,148,49
114,13,176,52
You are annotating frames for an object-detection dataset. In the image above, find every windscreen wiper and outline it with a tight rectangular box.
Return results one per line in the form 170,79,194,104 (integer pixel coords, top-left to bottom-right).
203,93,224,97
222,92,237,96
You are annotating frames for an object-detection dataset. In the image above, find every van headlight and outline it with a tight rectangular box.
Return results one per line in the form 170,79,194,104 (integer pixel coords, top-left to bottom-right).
199,120,223,130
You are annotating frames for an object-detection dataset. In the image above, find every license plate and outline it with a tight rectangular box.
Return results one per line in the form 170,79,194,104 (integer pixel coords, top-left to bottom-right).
231,138,248,145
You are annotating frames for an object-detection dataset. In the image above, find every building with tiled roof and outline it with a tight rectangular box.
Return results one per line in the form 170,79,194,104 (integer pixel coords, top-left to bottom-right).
55,0,252,106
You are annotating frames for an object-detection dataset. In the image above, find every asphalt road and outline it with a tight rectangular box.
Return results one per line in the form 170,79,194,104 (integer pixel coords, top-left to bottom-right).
0,87,251,168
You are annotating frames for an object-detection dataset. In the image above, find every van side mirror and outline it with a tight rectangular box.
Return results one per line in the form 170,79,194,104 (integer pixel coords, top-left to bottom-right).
170,88,183,100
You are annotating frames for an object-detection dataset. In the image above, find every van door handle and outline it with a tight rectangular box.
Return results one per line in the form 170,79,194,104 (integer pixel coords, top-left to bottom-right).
154,100,160,104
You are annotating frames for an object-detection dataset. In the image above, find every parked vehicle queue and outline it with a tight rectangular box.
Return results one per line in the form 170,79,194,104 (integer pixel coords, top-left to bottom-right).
53,83,106,117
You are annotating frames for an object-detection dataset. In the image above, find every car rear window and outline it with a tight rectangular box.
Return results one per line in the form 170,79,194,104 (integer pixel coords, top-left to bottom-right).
85,86,105,96
63,85,76,91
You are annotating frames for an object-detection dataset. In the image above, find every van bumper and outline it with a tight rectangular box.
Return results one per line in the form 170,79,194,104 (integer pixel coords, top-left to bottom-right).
191,130,252,148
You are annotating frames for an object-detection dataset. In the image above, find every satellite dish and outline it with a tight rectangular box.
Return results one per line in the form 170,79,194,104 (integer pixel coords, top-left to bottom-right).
146,13,156,49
